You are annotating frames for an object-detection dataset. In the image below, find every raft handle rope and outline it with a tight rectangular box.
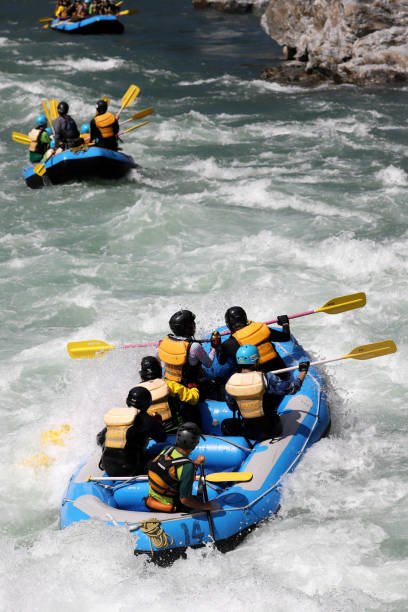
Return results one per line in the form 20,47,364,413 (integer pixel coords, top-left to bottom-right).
136,519,174,552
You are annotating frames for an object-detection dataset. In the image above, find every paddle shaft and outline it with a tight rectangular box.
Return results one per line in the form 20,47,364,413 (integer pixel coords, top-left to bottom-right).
200,463,216,542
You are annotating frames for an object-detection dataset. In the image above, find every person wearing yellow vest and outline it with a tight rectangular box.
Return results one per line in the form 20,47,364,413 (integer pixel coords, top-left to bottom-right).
96,386,166,477
222,344,309,441
216,306,291,379
146,422,217,513
158,310,219,392
137,356,200,432
28,115,51,163
89,99,119,151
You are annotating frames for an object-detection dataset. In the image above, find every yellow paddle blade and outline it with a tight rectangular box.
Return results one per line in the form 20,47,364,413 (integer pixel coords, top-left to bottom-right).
316,291,366,315
43,24,50,29
12,131,30,145
205,472,253,483
34,163,46,176
19,452,55,469
118,8,139,16
122,121,149,134
122,108,155,125
120,84,140,111
343,340,397,361
41,424,71,446
49,99,59,120
67,339,115,359
41,100,53,127
39,17,53,23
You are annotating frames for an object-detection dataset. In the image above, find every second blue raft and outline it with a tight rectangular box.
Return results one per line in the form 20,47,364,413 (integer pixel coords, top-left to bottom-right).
23,146,138,188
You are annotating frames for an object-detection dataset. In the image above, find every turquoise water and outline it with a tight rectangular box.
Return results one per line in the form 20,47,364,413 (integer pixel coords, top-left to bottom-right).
1,1,407,610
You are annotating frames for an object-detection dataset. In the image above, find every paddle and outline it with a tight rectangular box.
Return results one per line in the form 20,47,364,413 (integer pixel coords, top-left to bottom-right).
199,463,216,542
49,99,59,121
41,100,55,137
39,17,53,23
66,291,367,359
121,107,155,125
33,163,46,177
12,131,30,145
117,84,140,118
118,8,139,16
118,121,150,136
269,340,397,375
88,471,253,483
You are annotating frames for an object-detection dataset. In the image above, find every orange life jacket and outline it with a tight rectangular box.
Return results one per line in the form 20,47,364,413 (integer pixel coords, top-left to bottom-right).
233,321,277,364
94,112,116,138
158,336,190,383
225,371,265,419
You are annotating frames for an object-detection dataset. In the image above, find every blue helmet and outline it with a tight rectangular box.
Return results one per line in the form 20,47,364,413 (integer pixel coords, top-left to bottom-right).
36,114,47,127
80,123,90,133
236,344,259,365
45,127,52,136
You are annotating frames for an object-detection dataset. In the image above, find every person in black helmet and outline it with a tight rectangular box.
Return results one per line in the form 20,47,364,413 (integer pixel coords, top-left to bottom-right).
157,310,219,393
216,306,291,379
138,356,201,431
96,386,166,477
89,99,119,151
53,101,82,152
146,422,217,512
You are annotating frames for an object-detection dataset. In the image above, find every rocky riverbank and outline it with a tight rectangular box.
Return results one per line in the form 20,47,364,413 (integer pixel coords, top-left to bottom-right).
194,0,408,86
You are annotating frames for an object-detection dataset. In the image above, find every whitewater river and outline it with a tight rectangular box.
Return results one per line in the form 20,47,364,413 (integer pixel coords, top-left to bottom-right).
1,0,407,610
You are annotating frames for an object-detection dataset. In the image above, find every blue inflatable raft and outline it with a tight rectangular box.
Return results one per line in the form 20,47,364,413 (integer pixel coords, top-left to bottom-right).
60,330,330,564
49,15,124,34
23,146,137,189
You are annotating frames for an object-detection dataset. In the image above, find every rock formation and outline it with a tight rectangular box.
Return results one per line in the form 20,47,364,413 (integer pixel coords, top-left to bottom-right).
193,0,408,86
261,0,408,85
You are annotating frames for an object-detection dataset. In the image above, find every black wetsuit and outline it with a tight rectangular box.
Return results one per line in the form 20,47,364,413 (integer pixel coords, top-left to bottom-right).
97,411,166,477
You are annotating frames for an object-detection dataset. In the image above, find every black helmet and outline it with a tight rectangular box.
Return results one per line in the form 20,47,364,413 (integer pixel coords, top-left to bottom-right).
169,310,196,337
57,101,69,115
140,356,162,381
175,422,203,451
225,306,248,332
96,99,108,114
126,386,152,411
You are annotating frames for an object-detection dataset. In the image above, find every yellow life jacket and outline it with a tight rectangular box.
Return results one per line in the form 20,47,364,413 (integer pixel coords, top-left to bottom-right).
233,321,277,364
28,128,43,153
138,378,172,422
158,336,190,383
225,371,265,419
94,112,116,138
103,406,139,449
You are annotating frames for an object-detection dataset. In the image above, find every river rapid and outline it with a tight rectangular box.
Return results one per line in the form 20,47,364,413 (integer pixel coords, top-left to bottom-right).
0,1,407,610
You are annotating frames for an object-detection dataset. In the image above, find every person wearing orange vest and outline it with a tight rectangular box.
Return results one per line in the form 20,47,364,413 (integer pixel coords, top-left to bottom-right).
137,356,200,431
216,306,291,379
222,344,309,441
158,310,219,391
89,99,119,151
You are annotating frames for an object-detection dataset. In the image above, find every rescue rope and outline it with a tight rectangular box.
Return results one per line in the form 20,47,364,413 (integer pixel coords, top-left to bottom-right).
139,519,174,552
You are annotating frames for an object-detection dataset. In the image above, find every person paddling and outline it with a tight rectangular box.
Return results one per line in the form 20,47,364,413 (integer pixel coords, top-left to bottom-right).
222,344,309,441
53,101,82,152
28,115,51,163
89,99,119,151
146,422,217,513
